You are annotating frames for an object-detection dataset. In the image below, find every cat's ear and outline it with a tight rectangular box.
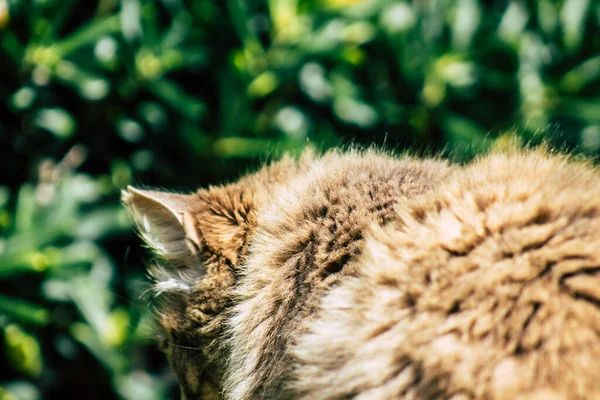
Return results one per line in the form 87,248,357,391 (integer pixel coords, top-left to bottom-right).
123,184,256,266
122,187,200,261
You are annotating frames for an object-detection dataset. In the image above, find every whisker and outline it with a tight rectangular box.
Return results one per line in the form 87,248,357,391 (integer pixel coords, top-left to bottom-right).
170,343,204,351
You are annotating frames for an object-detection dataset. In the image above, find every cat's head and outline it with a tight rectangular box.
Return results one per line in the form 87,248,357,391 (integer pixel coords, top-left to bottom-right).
122,153,312,399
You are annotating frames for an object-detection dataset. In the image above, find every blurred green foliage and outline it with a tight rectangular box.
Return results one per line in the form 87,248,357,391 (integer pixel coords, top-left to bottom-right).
0,0,599,398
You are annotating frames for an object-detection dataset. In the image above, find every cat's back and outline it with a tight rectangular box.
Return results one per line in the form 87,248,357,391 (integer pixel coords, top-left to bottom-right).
225,149,455,399
292,150,600,400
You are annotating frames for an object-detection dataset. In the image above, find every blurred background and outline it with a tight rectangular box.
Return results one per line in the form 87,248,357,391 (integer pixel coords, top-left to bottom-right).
0,0,599,398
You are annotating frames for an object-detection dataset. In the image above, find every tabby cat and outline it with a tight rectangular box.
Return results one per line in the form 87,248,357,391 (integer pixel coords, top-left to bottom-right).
123,148,600,400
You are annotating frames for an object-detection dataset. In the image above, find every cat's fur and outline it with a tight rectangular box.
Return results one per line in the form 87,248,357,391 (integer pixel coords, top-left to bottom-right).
123,148,600,400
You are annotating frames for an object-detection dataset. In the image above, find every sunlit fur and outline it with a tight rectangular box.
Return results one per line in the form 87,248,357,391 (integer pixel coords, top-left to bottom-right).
125,148,600,400
224,150,453,399
291,150,600,399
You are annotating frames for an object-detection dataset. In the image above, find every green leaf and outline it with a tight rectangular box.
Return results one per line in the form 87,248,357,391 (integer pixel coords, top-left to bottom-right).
146,79,206,121
560,55,600,94
0,295,50,327
13,185,36,234
3,325,44,377
34,108,77,139
55,15,120,57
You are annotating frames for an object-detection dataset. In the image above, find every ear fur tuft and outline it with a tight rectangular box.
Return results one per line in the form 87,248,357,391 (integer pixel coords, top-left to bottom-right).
146,264,204,296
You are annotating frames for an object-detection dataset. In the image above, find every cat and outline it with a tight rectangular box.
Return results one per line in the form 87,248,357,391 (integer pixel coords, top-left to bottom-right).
123,148,600,400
